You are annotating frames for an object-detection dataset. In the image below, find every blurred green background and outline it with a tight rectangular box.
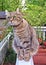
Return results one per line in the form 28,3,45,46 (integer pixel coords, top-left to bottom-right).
0,0,46,26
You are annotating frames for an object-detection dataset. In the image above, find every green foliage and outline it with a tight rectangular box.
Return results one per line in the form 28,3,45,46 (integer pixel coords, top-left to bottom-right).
0,0,19,11
0,0,46,26
26,0,46,6
22,0,46,26
4,38,17,63
6,26,13,33
5,48,17,63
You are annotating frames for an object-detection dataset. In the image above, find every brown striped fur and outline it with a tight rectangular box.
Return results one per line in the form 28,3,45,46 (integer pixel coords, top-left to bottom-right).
6,9,39,61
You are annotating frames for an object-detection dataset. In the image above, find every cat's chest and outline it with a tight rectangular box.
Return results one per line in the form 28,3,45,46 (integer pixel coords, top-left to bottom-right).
13,29,31,48
13,22,30,40
13,20,31,47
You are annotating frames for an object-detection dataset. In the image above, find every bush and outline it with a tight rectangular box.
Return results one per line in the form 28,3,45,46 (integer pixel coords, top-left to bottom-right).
21,1,46,26
4,38,17,64
4,48,17,63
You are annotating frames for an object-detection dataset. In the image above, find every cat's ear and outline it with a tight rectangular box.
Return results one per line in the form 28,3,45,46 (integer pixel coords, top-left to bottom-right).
16,8,20,14
5,10,10,18
16,8,23,17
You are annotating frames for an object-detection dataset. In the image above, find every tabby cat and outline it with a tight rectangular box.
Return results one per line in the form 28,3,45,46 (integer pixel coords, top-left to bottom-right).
6,9,39,61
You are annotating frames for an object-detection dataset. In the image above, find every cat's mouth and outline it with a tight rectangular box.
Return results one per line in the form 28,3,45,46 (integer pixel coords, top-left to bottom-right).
10,20,23,27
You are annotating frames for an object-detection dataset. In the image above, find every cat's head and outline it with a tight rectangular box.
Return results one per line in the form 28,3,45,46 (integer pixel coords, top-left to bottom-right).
6,8,23,27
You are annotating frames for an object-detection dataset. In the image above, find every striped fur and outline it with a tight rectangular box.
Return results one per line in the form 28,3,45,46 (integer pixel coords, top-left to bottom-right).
7,10,39,61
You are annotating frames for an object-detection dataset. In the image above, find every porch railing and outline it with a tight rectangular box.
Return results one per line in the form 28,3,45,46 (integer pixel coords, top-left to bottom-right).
34,26,46,40
0,32,12,65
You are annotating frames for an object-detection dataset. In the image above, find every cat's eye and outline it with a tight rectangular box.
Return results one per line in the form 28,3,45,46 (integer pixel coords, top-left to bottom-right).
8,17,10,19
8,17,12,19
13,16,16,19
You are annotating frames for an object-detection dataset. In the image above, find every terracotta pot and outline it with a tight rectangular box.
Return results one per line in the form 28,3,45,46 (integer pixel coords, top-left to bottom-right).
43,41,46,46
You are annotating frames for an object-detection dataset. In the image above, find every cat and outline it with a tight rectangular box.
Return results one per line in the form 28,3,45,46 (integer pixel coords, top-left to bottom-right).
6,8,39,61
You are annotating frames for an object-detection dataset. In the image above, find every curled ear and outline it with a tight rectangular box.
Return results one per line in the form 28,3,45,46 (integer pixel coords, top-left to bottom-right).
16,8,22,15
5,10,10,18
15,8,23,18
16,8,20,14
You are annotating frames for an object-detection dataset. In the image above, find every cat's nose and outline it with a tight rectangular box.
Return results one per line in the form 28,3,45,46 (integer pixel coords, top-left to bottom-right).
10,17,13,22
